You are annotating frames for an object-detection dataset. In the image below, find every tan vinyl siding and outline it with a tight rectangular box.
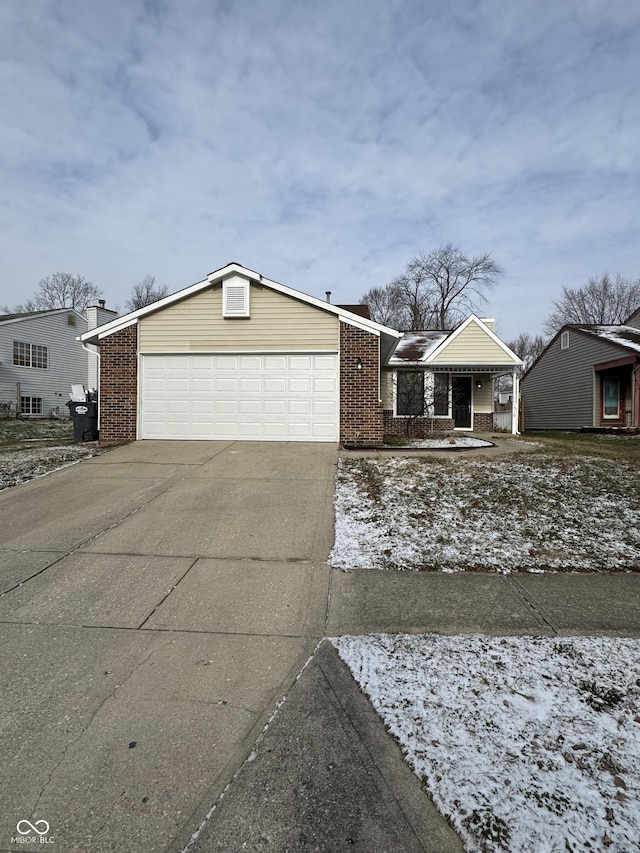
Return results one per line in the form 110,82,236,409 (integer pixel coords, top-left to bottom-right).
381,368,394,408
139,284,339,352
473,375,494,413
431,320,513,364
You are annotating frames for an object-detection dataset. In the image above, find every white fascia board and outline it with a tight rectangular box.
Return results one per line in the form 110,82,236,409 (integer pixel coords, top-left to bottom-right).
97,317,138,340
424,314,524,366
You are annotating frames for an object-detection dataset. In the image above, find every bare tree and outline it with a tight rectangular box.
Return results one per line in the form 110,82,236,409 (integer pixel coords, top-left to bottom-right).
506,332,548,372
407,245,503,329
31,273,102,314
361,245,502,330
125,275,169,312
1,299,38,313
543,273,640,335
359,282,407,328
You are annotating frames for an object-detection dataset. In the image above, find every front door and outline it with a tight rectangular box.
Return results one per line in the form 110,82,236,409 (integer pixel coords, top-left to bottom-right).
452,376,472,428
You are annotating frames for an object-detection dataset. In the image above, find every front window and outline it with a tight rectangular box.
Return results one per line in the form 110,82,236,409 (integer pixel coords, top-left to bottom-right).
397,371,424,416
603,376,620,419
20,396,43,415
13,341,49,369
433,374,449,416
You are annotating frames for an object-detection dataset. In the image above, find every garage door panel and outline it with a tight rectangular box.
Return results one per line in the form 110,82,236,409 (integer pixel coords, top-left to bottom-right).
192,378,214,392
214,378,238,392
289,378,312,393
239,400,261,414
192,401,214,414
289,356,312,370
215,356,238,370
141,353,338,441
239,377,261,393
288,400,311,415
214,400,237,414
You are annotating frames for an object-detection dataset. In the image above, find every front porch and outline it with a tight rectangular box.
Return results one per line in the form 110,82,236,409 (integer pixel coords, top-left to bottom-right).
383,365,522,437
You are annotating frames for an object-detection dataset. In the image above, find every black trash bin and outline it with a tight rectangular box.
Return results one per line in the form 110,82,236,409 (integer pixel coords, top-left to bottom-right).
67,400,99,441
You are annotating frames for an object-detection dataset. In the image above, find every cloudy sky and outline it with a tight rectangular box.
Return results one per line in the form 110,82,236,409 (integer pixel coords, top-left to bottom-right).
1,0,639,339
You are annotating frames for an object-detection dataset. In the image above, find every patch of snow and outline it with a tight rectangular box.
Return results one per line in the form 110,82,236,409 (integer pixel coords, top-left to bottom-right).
406,436,493,449
0,445,97,490
330,454,640,572
332,633,640,853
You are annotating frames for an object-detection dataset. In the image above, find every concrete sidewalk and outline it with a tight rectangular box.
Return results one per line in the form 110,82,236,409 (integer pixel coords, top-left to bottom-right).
1,439,639,852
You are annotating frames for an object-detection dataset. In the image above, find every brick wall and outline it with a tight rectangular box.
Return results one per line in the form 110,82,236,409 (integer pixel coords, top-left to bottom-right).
473,412,494,431
99,324,138,444
340,323,383,445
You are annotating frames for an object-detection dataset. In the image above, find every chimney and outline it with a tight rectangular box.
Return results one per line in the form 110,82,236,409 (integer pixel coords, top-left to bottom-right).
98,299,106,308
325,291,331,303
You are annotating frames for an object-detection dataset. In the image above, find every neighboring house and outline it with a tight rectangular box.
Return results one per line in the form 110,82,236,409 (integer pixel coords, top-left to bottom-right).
521,307,640,430
79,263,522,445
0,304,116,417
382,316,524,437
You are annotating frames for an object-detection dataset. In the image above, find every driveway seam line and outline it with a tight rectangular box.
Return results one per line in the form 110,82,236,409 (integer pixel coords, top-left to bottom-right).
503,575,559,635
137,557,201,629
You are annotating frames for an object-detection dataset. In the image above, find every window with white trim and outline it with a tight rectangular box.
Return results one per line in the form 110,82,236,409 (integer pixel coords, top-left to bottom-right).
20,396,43,415
603,376,620,419
13,341,49,368
397,371,425,416
560,331,569,350
433,374,450,416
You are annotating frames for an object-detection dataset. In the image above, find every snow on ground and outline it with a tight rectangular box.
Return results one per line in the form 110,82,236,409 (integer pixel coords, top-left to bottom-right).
332,633,640,853
0,445,97,490
398,436,494,449
330,454,640,572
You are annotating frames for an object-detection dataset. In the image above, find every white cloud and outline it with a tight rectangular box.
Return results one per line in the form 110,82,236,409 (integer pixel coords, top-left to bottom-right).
0,0,639,337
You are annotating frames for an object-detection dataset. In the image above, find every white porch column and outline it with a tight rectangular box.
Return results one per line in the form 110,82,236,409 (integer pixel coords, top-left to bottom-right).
512,369,520,434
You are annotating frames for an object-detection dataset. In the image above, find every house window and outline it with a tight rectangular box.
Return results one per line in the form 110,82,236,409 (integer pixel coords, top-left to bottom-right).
20,396,43,415
397,371,425,416
13,341,49,369
560,331,569,350
433,374,449,416
603,376,620,419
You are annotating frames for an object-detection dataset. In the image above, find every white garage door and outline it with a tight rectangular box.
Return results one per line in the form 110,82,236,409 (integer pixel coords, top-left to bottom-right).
140,353,339,441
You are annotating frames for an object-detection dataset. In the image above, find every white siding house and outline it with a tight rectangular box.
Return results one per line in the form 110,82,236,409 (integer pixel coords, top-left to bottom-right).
0,305,115,417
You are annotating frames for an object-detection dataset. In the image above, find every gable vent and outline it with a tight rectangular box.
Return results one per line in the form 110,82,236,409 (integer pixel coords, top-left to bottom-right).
223,276,250,318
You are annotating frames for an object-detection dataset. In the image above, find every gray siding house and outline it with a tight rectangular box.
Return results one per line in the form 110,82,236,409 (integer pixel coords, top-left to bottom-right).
522,308,640,430
0,305,116,417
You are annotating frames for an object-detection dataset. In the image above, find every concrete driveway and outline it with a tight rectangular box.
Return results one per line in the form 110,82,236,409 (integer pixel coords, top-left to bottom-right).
0,441,336,853
2,439,639,852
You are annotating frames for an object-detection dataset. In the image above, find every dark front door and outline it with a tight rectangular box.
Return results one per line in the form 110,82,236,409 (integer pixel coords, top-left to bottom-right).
452,376,472,428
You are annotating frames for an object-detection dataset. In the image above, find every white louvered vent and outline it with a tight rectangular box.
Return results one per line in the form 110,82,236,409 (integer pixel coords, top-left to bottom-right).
223,276,250,318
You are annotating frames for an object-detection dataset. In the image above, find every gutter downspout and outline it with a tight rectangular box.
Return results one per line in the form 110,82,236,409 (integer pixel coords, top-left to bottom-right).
512,368,520,434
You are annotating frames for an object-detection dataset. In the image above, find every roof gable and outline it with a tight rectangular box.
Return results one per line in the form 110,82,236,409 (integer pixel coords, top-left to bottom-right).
625,307,640,330
575,324,640,355
80,262,401,346
428,315,523,365
0,308,85,326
